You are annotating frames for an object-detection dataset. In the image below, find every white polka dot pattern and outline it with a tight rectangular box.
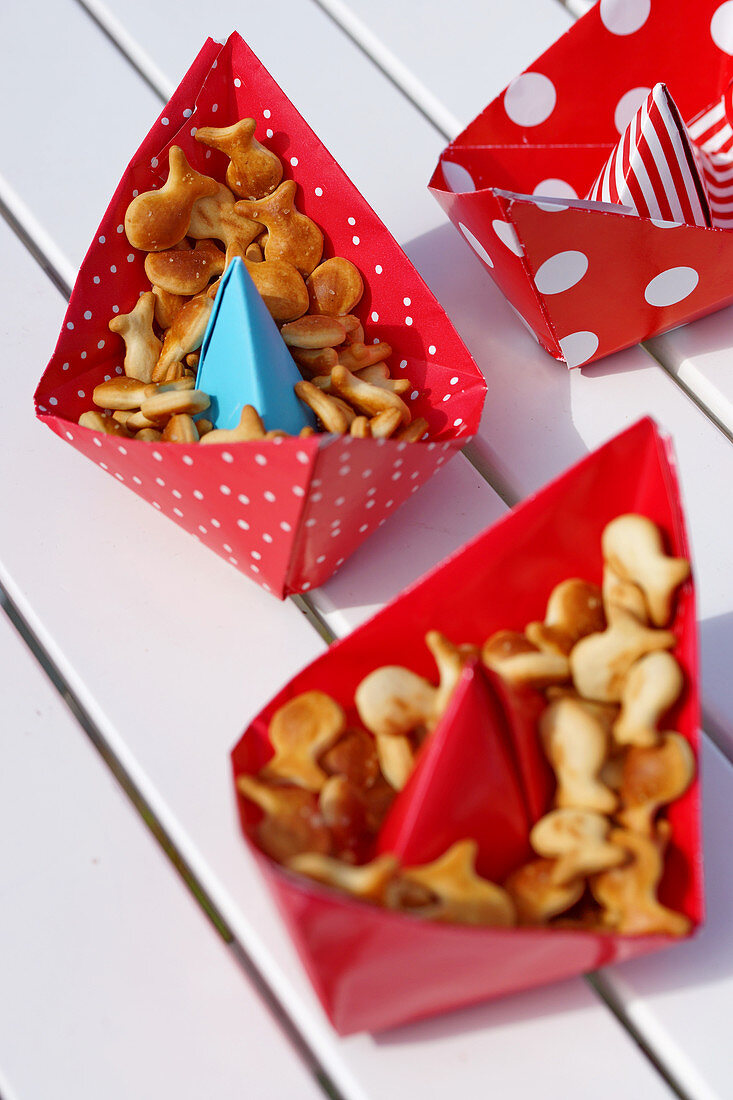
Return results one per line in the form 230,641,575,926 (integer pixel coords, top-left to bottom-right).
644,266,700,307
534,251,589,295
442,161,476,194
711,1,733,53
558,331,600,368
531,180,577,210
613,86,651,135
35,33,486,597
492,220,523,256
458,223,493,268
599,0,651,36
504,73,557,127
430,0,733,368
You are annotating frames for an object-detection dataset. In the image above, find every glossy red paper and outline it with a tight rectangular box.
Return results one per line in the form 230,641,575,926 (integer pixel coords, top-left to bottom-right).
376,661,535,882
232,418,702,1034
34,32,486,597
429,0,733,366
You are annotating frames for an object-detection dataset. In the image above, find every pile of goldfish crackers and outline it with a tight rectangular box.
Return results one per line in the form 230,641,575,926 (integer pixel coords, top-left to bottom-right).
79,118,427,445
240,513,695,936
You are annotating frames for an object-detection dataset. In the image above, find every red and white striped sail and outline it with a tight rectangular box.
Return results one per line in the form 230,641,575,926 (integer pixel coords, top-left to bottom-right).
586,83,711,228
688,79,733,228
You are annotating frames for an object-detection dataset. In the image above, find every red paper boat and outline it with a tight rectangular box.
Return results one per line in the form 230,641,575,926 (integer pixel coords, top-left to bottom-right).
231,418,702,1034
586,82,711,227
429,0,733,366
34,32,486,598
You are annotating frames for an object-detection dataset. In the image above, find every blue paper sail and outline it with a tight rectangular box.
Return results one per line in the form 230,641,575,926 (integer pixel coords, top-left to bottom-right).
196,258,316,433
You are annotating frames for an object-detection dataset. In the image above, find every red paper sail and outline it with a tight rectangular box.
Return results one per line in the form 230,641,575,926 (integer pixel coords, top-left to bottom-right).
429,0,733,366
376,661,535,882
34,33,486,598
232,418,703,1034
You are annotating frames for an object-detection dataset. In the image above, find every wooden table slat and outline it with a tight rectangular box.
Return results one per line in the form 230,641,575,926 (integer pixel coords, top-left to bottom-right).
0,608,326,1100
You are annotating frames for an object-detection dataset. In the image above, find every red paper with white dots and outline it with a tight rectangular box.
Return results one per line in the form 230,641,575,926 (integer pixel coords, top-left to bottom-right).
35,33,486,597
232,418,702,1035
429,0,733,367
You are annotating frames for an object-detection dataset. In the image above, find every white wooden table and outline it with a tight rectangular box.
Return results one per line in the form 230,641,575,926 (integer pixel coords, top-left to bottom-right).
2,2,732,1097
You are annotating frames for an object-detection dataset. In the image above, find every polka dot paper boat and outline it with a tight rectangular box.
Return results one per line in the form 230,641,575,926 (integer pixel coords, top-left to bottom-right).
34,32,486,598
232,418,702,1034
429,0,733,367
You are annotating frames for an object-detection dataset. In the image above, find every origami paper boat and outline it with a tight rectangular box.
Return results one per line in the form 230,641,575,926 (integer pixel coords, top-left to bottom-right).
430,0,733,366
232,418,702,1034
35,32,486,598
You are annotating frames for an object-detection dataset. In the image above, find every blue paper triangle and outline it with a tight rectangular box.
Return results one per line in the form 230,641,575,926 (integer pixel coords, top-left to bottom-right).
196,258,316,433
